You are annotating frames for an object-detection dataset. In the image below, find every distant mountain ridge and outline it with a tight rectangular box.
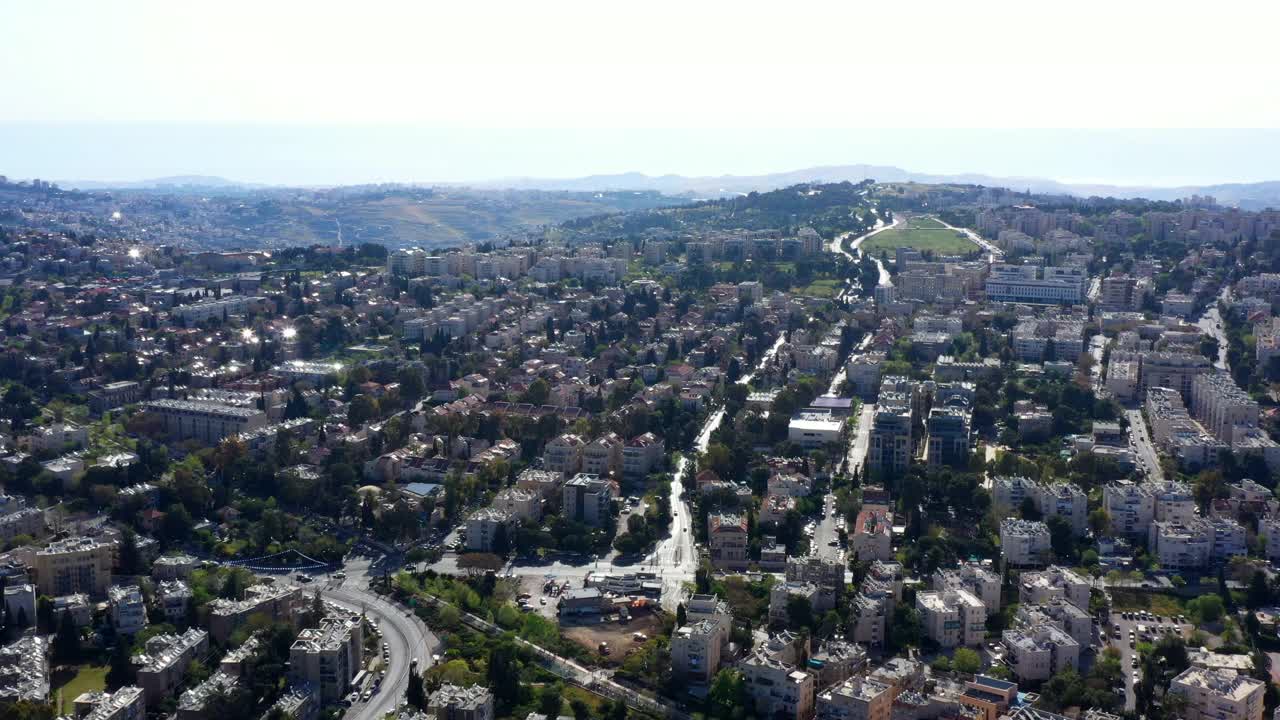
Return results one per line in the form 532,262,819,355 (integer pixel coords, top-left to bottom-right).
56,165,1280,209
471,165,1280,209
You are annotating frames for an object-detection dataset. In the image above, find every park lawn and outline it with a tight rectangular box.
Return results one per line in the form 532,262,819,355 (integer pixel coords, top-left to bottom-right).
1109,590,1186,616
861,228,978,256
802,279,842,298
905,216,947,229
53,665,108,713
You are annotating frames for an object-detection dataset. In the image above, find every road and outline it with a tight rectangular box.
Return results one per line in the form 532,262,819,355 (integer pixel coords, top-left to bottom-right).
1195,286,1231,371
1125,408,1165,482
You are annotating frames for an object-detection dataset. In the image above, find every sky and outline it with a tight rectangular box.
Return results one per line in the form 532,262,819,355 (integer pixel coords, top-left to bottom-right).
2,0,1279,186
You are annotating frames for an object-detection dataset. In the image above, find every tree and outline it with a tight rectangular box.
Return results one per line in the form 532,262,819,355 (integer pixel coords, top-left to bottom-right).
675,603,687,627
406,670,425,709
1188,594,1225,624
118,528,143,575
53,612,81,663
570,699,590,720
1046,515,1075,562
1019,496,1042,521
786,595,814,630
1088,508,1111,536
952,647,982,675
706,669,748,720
538,683,564,718
106,640,133,689
487,641,520,713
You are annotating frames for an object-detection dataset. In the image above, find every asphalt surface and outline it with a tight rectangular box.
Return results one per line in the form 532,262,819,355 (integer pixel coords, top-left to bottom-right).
1106,611,1193,712
1125,408,1165,482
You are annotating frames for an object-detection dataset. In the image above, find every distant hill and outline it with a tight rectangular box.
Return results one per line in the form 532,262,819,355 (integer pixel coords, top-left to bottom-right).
472,165,1280,210
59,175,269,192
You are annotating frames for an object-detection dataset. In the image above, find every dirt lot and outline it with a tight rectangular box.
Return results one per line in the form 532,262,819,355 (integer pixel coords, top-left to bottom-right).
562,611,666,663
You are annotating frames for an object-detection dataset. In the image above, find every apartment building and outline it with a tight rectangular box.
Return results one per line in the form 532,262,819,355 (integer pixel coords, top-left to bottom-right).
770,581,820,625
708,512,749,570
0,502,45,543
933,562,1001,617
985,264,1087,305
1106,353,1141,401
740,650,816,720
1260,516,1280,564
1002,625,1080,682
1018,566,1090,610
290,613,363,703
1168,667,1265,720
491,487,541,522
846,352,885,399
1000,519,1051,567
155,580,192,624
925,405,970,468
1037,482,1088,537
561,474,615,527
0,635,49,702
1016,599,1094,646
816,676,894,720
851,508,893,563
789,410,845,448
915,589,985,648
207,584,301,644
1142,353,1211,399
464,508,516,552
427,684,494,720
581,433,623,476
542,433,584,474
141,400,268,445
24,422,89,453
133,629,209,703
1192,371,1261,442
868,393,912,475
786,554,846,611
108,585,148,635
152,554,201,581
72,686,145,720
1149,517,1247,570
178,672,241,720
35,536,114,597
622,432,664,477
992,476,1038,514
1011,318,1085,362
670,619,723,683
88,380,144,414
170,295,266,324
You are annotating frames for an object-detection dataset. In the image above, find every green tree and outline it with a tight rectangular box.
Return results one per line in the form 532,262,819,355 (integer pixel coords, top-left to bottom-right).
53,612,81,663
106,641,133,689
406,670,425,709
538,683,564,718
952,647,982,675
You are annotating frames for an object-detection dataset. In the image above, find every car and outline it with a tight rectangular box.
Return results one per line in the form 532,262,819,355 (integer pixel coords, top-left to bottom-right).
540,597,547,605
362,691,373,702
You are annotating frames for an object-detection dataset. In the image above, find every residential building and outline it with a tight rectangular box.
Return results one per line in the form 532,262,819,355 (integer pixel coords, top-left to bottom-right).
622,433,664,477
141,400,268,445
108,585,148,635
580,433,623,476
543,434,585,475
2,584,35,627
561,474,615,527
427,684,494,720
465,508,516,553
156,580,192,624
925,404,970,468
1168,667,1265,720
915,589,985,648
670,620,723,684
985,264,1087,305
933,562,1001,617
290,612,363,704
178,672,241,720
816,676,893,720
1037,482,1088,537
740,650,816,720
207,584,301,644
34,536,114,597
868,393,912,475
492,487,541,522
850,508,893,563
1018,566,1090,610
1141,353,1211,399
708,512,749,570
1016,600,1094,646
72,687,145,720
789,410,844,449
1000,519,1051,567
134,629,209,703
0,636,49,702
1002,625,1080,682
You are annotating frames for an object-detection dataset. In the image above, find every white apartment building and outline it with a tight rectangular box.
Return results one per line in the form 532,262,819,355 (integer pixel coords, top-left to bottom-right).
1037,482,1088,537
933,562,1001,617
1150,517,1247,571
1000,519,1051,567
427,684,494,720
789,410,844,448
622,432,664,477
561,474,615,527
985,264,1087,305
464,508,516,552
134,629,210,703
108,585,148,635
1191,371,1260,443
581,433,623,476
141,400,268,445
290,613,363,704
491,487,541,522
670,620,723,683
916,589,985,648
1016,599,1094,646
1168,667,1265,720
1018,566,1090,611
740,651,816,720
1002,625,1080,682
708,512,749,570
543,433,585,474
156,580,192,624
816,676,894,720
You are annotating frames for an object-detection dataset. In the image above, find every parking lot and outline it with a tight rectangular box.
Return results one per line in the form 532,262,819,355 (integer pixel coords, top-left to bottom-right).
1107,610,1193,711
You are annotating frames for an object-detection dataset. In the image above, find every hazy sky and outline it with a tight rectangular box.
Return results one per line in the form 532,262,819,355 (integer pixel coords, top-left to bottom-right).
2,1,1278,185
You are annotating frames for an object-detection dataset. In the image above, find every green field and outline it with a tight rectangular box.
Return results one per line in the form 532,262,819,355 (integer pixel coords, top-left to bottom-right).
802,279,842,298
53,665,107,714
861,227,979,257
905,216,947,229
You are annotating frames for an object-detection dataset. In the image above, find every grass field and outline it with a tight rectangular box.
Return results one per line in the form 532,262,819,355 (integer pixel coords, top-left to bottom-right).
801,279,842,298
53,665,107,713
905,216,947,229
861,227,979,257
1109,590,1187,616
